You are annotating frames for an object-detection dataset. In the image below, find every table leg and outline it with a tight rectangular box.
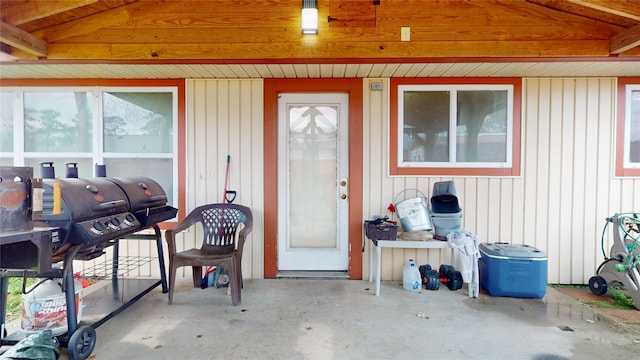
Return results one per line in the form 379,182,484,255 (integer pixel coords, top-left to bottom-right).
451,248,457,270
368,239,373,283
375,245,382,296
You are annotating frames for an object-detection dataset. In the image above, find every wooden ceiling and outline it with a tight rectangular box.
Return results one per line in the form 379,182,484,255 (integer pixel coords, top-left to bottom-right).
1,0,639,64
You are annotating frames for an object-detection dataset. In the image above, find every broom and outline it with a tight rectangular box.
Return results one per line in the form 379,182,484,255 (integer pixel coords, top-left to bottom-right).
202,154,235,288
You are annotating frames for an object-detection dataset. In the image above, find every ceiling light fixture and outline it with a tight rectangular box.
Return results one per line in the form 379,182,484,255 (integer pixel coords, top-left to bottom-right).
302,0,318,35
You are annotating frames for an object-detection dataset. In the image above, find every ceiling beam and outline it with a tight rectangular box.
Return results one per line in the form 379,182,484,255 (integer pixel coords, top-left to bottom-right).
1,0,98,26
610,24,640,54
0,21,47,57
566,0,640,21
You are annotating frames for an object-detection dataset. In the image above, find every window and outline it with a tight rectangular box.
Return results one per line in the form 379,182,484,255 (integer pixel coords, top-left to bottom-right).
0,81,184,221
616,78,640,177
390,78,521,176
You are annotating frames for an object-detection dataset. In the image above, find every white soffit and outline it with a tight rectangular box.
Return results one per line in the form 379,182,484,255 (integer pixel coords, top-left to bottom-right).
0,62,638,79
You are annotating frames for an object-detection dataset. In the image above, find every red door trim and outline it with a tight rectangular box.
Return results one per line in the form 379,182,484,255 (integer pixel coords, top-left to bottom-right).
263,78,363,279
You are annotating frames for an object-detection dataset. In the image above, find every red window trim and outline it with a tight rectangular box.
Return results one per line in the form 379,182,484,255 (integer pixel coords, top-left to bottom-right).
615,77,640,177
0,78,187,228
389,77,522,177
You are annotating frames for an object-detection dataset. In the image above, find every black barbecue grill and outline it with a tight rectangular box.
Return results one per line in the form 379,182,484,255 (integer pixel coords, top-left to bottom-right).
35,176,176,261
1,167,177,360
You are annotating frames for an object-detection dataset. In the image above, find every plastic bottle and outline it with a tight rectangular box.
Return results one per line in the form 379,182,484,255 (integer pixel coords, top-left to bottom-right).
402,259,421,291
401,259,414,279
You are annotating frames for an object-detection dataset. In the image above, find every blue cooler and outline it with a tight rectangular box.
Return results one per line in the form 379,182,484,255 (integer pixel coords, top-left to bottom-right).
478,242,547,299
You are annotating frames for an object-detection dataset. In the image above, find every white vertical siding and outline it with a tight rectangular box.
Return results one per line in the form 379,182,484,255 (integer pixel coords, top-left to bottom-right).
90,76,638,286
364,77,640,284
179,79,265,279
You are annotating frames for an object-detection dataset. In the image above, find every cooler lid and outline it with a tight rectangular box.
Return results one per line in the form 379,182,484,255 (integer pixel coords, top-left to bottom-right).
479,242,547,259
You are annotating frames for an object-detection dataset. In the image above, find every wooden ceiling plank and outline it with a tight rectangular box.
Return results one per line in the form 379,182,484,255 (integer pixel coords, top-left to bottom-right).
41,38,612,60
119,13,300,28
55,22,614,47
33,1,182,43
1,0,98,25
566,0,640,21
0,21,47,56
328,0,376,28
147,0,295,14
610,24,640,54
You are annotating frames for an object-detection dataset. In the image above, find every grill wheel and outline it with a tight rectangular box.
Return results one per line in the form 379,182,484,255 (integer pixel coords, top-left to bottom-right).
67,323,97,359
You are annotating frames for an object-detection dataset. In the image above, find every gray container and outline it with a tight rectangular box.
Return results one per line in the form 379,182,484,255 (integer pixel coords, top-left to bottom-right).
430,181,462,237
431,211,462,237
431,181,461,213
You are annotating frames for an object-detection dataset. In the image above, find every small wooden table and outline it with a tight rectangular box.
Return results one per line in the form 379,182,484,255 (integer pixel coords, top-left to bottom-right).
368,238,458,296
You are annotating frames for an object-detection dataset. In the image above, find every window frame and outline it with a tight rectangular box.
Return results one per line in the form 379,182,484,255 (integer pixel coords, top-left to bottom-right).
0,79,186,226
390,77,522,176
616,77,640,177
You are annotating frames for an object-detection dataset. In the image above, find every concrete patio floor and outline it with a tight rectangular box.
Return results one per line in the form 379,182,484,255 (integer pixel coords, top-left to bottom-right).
92,278,640,359
5,278,640,359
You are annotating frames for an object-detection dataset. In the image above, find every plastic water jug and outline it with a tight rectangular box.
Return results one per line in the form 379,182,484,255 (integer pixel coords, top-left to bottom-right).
402,259,421,291
401,258,413,277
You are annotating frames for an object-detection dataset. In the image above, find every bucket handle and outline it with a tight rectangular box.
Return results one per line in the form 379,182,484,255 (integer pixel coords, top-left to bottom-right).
394,188,427,204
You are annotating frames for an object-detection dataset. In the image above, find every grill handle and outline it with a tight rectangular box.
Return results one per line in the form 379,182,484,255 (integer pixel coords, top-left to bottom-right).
145,195,167,202
92,200,127,211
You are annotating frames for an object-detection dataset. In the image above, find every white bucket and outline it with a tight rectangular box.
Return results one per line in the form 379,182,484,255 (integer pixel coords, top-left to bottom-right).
21,279,83,336
394,189,433,231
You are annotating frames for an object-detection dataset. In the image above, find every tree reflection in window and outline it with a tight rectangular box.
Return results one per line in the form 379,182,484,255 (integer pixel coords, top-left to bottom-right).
103,92,172,153
24,92,92,152
401,86,509,166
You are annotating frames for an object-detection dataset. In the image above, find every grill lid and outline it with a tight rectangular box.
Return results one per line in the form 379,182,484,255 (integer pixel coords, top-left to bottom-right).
106,177,168,211
39,178,129,222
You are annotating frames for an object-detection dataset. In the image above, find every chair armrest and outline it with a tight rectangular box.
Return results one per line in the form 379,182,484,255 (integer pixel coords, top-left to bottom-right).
164,218,196,255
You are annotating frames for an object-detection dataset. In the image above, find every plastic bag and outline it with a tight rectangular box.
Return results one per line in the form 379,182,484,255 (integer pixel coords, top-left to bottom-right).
0,330,59,360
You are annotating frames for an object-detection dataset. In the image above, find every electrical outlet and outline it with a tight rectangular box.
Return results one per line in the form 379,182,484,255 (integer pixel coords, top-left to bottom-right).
401,27,410,41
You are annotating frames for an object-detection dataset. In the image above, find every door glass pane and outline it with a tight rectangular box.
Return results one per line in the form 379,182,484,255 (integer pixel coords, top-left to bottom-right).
403,91,450,162
0,92,13,152
24,92,92,152
103,92,173,153
288,104,338,249
457,90,507,162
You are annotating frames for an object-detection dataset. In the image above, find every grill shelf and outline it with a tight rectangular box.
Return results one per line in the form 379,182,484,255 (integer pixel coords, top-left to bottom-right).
81,256,158,279
1,225,168,359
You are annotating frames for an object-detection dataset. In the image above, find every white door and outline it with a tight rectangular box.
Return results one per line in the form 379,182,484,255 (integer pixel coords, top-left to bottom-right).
277,93,349,271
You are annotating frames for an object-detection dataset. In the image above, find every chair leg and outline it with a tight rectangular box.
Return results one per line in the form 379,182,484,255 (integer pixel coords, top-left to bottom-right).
230,259,241,306
238,260,244,289
168,261,177,305
192,266,203,288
